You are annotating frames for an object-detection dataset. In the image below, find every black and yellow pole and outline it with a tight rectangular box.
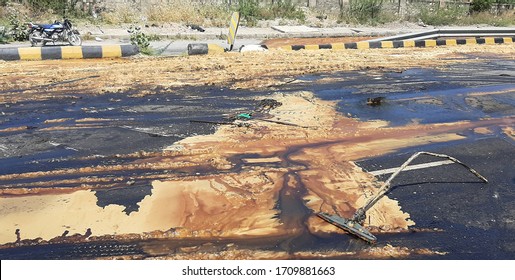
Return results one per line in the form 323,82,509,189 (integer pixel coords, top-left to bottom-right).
227,12,240,51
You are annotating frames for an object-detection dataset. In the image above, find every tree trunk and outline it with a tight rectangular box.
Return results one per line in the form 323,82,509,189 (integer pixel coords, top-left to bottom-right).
339,0,345,19
398,0,407,17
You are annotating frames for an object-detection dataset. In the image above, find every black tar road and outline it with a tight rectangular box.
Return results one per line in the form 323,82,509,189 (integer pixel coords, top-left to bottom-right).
0,56,514,259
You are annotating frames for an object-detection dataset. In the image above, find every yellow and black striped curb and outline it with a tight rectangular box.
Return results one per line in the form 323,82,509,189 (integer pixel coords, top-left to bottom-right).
278,37,515,51
187,43,225,55
0,45,139,61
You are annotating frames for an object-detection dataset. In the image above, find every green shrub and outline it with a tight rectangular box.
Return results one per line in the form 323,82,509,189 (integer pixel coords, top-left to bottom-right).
238,0,305,26
349,0,384,22
238,0,260,26
459,10,515,26
27,0,66,15
269,0,306,21
418,5,468,26
0,26,9,44
8,13,28,41
470,0,493,13
128,26,153,55
1,0,8,7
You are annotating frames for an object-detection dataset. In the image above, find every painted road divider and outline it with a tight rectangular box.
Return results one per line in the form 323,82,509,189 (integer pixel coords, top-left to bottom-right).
277,36,515,51
0,45,139,61
187,43,225,55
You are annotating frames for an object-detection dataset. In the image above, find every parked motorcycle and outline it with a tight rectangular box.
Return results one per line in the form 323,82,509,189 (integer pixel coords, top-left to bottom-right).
27,19,81,47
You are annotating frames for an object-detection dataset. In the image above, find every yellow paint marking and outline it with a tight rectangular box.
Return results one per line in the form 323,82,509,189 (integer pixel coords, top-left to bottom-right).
381,41,394,48
304,45,320,50
331,43,345,50
466,38,477,45
485,37,495,44
425,40,437,47
207,44,225,54
356,41,370,49
101,45,122,58
18,47,42,60
403,40,415,48
503,37,513,43
445,39,457,46
61,46,83,59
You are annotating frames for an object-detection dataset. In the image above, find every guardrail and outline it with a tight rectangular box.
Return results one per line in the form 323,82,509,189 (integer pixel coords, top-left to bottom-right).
366,28,515,42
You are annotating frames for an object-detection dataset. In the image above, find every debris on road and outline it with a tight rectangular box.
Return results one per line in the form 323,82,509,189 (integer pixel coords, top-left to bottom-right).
256,99,283,113
239,45,268,53
186,24,205,33
367,97,384,106
319,151,488,243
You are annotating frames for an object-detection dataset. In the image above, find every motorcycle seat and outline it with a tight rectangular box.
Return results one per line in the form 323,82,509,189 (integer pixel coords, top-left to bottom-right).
35,24,56,29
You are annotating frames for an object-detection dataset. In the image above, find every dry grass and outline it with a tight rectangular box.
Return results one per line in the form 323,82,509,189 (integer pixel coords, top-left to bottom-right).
101,4,140,24
460,10,515,26
101,0,229,27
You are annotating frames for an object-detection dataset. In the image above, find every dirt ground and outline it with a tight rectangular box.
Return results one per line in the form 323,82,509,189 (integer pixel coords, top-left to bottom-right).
1,44,514,103
262,36,376,48
0,44,514,259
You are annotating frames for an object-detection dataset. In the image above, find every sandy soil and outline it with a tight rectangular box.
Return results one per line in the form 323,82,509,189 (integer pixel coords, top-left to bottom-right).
1,44,514,103
262,36,376,48
0,44,514,258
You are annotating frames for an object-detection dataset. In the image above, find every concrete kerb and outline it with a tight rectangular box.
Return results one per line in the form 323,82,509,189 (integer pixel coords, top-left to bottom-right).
187,43,225,55
0,45,139,61
186,36,515,55
275,36,515,51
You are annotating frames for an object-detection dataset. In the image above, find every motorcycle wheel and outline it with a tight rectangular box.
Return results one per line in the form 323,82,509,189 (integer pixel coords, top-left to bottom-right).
28,30,43,47
68,32,82,46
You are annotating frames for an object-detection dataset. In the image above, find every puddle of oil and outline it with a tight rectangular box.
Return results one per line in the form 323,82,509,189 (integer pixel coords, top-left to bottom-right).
307,67,515,126
1,62,514,259
95,183,153,214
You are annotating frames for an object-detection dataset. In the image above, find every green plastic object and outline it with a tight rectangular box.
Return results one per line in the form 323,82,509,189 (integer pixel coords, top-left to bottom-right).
237,113,252,119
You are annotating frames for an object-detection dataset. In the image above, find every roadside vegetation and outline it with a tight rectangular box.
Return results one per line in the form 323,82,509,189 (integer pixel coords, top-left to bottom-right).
0,0,514,45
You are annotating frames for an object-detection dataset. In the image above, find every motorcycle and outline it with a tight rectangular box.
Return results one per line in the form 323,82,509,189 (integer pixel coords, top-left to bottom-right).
27,19,82,47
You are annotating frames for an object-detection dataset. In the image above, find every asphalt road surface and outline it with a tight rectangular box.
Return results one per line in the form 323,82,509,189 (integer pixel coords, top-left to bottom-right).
0,54,513,259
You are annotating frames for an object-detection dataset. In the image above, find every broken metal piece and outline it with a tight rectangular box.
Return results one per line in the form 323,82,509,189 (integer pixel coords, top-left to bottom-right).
354,151,488,224
319,151,488,243
318,212,377,243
